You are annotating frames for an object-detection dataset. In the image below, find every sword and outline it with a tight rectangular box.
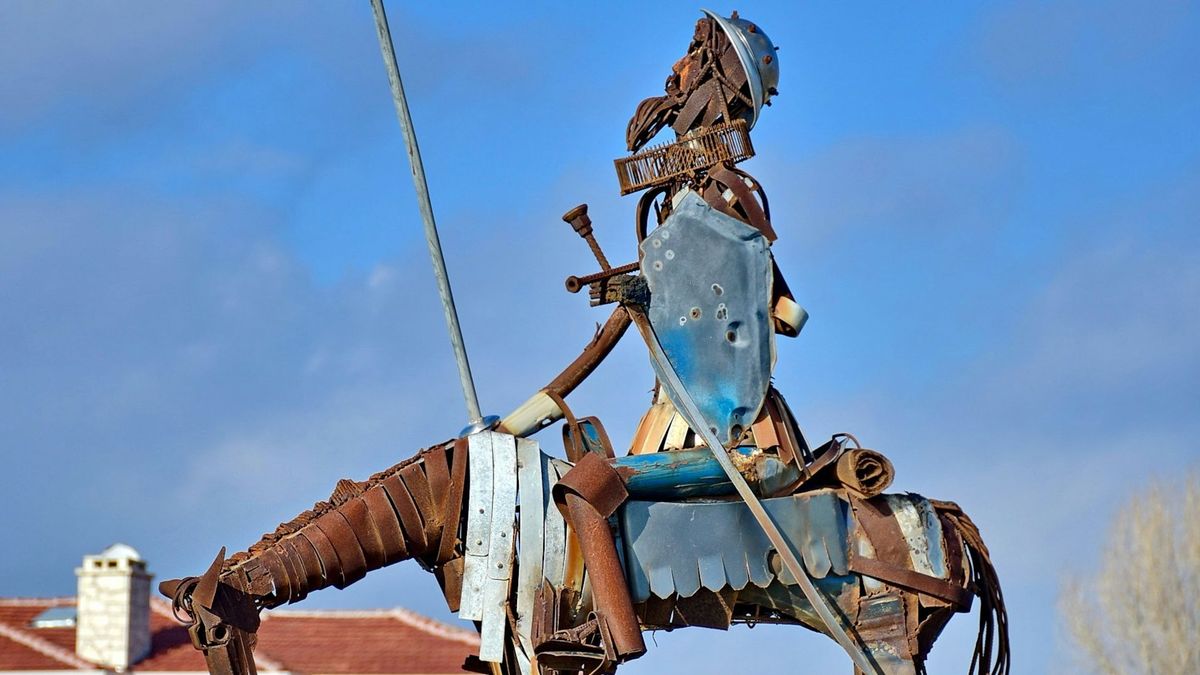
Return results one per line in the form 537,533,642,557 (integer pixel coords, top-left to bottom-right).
630,313,881,674
369,0,494,435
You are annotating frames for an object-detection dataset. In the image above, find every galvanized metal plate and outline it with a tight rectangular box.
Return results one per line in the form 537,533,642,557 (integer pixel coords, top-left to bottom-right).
639,190,774,447
460,432,496,621
515,438,549,661
460,431,519,664
618,489,849,602
485,434,517,582
883,494,946,579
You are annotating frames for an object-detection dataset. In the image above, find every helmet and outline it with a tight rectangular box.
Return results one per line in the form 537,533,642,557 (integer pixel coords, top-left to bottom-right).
701,9,779,129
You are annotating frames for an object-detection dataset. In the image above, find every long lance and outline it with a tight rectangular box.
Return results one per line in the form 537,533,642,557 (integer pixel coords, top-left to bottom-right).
369,0,488,432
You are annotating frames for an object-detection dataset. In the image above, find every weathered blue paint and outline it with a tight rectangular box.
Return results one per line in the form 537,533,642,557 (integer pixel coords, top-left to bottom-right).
614,447,800,499
639,191,775,447
618,490,851,602
615,448,735,498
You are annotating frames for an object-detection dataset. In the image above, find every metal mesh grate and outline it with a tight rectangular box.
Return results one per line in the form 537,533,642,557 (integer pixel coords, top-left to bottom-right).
614,120,755,195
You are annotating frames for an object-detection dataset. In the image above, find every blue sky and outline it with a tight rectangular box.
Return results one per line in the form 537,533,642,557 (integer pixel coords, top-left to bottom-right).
2,1,1197,672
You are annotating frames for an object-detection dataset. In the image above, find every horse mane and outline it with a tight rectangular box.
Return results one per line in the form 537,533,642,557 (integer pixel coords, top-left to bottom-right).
931,499,1010,675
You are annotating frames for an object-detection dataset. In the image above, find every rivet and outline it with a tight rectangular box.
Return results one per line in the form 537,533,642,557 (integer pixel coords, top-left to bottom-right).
665,250,675,260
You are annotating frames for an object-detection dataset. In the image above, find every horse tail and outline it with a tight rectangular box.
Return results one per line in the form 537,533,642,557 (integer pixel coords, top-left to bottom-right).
930,499,1010,675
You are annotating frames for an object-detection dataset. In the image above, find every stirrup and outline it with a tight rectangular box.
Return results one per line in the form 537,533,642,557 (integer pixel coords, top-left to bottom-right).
534,612,617,674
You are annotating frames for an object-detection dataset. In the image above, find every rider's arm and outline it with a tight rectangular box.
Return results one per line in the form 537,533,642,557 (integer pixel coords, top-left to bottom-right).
497,306,632,437
771,257,808,338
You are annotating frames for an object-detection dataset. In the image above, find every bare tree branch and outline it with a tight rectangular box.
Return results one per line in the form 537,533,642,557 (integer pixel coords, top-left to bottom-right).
1060,471,1200,674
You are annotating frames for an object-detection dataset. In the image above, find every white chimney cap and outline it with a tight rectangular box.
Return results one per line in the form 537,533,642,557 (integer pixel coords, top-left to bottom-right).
98,543,143,561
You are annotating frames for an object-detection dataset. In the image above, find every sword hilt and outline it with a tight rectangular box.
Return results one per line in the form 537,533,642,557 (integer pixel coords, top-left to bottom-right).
563,204,611,271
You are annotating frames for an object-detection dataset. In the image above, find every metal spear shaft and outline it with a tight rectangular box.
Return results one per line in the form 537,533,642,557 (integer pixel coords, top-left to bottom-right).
369,0,483,427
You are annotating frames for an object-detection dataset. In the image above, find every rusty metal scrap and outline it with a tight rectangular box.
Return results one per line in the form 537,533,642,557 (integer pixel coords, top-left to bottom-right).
161,8,1010,675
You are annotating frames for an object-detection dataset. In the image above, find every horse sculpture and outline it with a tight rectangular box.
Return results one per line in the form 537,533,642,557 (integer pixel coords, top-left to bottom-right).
161,8,1009,675
160,430,1007,675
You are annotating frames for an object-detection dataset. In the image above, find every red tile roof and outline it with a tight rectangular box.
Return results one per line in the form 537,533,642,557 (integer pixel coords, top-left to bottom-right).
0,598,90,671
0,598,479,674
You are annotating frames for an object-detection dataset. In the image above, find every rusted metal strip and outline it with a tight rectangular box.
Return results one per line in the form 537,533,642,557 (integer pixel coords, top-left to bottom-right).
299,527,339,588
361,485,409,564
256,549,291,605
424,447,451,533
435,439,468,566
381,474,429,556
399,463,439,546
312,511,367,589
340,496,386,570
848,553,972,609
273,542,307,603
285,534,325,596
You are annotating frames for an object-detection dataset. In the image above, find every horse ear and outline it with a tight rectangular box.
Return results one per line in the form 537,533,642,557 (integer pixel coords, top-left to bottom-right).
192,546,227,609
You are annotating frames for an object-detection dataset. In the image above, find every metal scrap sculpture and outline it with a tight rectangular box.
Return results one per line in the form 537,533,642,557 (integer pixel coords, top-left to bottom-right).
162,7,1009,675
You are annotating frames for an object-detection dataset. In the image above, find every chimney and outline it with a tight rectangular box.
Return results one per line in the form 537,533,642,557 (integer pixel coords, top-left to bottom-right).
75,544,153,671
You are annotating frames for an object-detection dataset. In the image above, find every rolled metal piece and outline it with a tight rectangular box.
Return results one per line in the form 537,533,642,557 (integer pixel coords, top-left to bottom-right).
563,493,646,661
554,454,646,662
835,449,894,498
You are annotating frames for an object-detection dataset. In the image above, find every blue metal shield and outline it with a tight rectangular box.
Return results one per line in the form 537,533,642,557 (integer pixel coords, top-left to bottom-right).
639,190,774,448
